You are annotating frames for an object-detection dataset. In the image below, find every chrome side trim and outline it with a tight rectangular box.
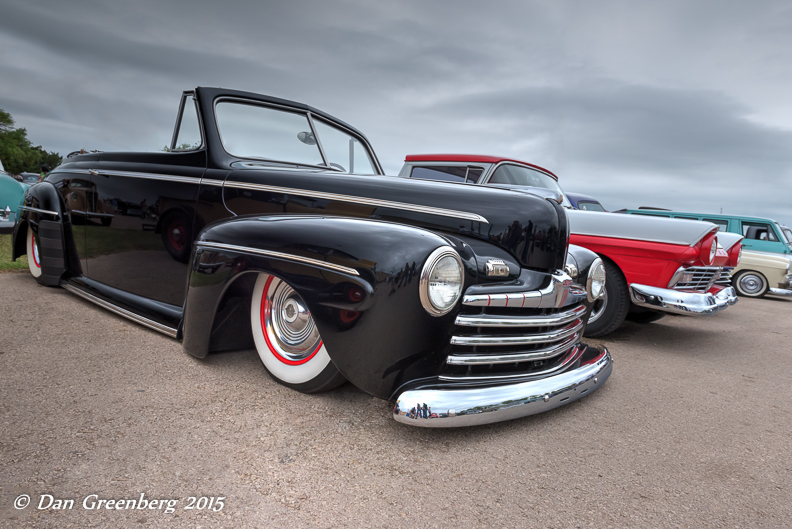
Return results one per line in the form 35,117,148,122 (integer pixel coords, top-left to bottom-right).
394,347,611,427
51,168,205,185
450,318,583,346
461,271,585,309
629,284,738,315
19,206,59,218
222,180,489,223
61,283,178,338
195,241,360,276
454,304,586,327
446,333,579,365
92,170,203,184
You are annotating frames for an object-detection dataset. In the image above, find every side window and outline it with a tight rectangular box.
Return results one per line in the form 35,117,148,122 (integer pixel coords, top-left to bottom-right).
409,165,483,184
173,96,202,150
742,222,777,241
703,218,729,231
634,213,670,218
676,216,700,221
312,120,376,175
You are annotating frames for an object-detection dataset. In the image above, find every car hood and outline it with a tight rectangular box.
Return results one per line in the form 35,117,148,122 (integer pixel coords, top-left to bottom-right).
224,169,569,271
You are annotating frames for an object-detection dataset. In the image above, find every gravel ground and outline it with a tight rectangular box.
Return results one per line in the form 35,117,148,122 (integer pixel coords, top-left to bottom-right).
1,271,790,528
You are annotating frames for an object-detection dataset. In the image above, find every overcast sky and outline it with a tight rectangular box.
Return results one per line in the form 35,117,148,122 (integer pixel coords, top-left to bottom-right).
1,0,791,227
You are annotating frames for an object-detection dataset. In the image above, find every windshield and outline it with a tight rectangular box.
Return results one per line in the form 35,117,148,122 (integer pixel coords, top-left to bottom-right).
215,101,377,175
777,223,792,245
488,164,572,208
578,201,606,212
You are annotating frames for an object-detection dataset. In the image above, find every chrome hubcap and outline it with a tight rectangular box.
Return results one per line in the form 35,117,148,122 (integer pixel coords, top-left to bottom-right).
587,290,608,323
739,274,763,294
265,278,321,361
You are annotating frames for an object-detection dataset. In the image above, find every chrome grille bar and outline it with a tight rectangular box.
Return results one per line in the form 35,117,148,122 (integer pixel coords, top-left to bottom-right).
446,334,580,365
450,319,583,346
440,345,582,381
455,304,586,327
672,266,721,292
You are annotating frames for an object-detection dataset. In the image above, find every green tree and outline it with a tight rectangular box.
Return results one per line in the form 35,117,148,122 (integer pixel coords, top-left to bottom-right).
0,108,62,174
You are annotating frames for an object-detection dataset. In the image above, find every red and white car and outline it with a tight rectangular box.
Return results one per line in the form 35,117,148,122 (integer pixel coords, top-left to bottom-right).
399,154,742,336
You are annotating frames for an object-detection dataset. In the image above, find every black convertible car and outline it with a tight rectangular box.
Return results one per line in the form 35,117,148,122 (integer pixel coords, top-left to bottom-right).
13,87,612,427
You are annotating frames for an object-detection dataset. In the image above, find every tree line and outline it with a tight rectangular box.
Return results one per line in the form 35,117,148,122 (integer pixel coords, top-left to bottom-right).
0,108,62,174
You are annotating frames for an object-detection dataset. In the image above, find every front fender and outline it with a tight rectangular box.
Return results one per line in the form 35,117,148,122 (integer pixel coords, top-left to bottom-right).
13,182,74,284
183,215,477,399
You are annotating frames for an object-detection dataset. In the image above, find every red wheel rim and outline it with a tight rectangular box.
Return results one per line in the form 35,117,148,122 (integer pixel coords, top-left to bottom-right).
166,220,187,251
260,276,322,366
32,235,40,268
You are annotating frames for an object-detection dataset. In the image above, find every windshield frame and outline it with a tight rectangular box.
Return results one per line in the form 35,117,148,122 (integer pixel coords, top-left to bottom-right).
482,161,572,208
212,96,382,175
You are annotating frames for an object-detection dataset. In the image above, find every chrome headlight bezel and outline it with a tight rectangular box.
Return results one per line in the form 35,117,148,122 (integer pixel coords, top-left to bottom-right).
586,257,606,303
419,246,464,317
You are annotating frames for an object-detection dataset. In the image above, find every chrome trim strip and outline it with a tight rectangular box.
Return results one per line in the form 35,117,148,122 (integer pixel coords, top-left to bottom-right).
394,348,612,427
19,206,59,218
61,283,178,338
439,343,582,381
629,284,738,315
446,333,579,365
769,287,792,296
454,304,586,327
195,241,360,276
450,318,583,346
92,170,203,184
222,181,488,223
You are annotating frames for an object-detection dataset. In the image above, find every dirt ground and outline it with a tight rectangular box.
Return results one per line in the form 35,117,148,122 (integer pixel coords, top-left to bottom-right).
1,271,790,528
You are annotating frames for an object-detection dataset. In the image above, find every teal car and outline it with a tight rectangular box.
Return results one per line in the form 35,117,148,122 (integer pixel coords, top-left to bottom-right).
0,160,29,234
620,209,792,256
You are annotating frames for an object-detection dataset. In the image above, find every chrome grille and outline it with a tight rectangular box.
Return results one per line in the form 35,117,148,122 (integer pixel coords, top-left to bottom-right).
715,268,734,287
441,271,588,381
672,266,721,292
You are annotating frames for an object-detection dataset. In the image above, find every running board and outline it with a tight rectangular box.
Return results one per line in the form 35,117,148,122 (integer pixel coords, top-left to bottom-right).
61,281,179,338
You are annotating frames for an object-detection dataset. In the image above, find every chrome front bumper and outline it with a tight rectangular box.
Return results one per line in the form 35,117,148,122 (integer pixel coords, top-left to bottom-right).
392,346,612,428
629,284,738,315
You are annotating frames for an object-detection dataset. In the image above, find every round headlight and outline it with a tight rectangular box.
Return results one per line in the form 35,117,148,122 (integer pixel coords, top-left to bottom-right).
420,247,464,316
586,258,606,302
710,239,717,264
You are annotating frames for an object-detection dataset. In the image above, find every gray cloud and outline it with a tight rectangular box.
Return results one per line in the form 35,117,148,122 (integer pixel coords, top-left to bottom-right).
0,0,790,226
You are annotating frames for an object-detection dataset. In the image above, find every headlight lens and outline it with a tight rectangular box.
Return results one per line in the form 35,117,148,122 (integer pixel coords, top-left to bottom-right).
420,247,464,316
586,258,606,302
710,239,717,264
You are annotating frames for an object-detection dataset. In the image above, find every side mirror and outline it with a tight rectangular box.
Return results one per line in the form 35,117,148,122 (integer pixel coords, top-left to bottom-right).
297,131,316,145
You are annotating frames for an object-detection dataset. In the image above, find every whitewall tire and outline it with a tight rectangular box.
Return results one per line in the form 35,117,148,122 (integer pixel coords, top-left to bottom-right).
250,273,346,393
26,228,42,279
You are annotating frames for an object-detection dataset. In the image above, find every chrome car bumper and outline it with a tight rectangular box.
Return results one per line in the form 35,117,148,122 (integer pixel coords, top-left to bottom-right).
392,346,612,428
629,284,738,315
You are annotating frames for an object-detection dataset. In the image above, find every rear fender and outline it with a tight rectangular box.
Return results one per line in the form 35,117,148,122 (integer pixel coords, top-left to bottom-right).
183,215,477,399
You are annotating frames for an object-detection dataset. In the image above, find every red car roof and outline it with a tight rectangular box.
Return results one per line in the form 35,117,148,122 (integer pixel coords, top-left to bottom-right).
404,154,559,180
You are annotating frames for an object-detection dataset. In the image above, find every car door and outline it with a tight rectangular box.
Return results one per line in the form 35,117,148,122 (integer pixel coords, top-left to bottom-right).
45,153,104,275
83,93,206,307
740,220,783,254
